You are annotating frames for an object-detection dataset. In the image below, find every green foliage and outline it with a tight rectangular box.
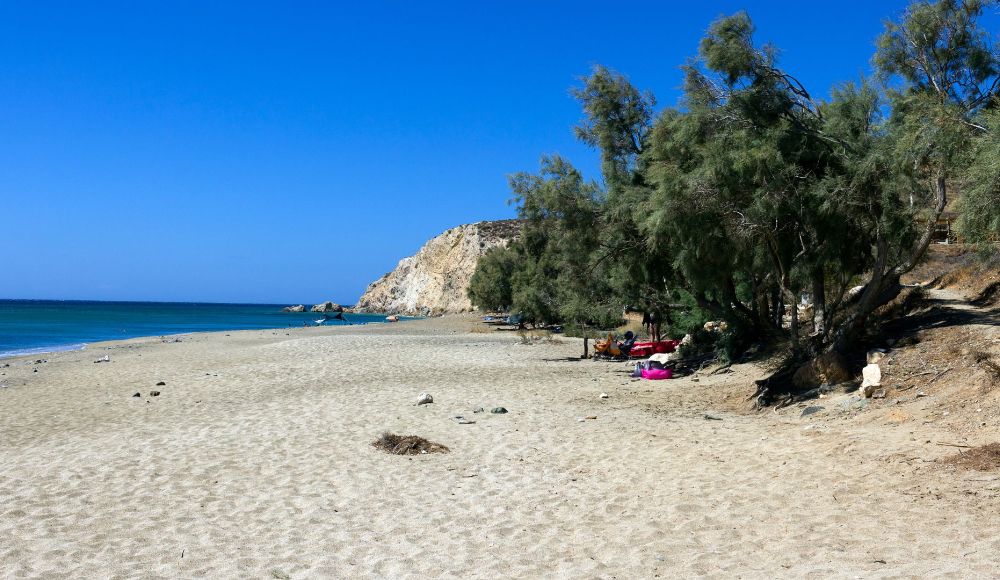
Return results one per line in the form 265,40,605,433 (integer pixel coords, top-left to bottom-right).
640,11,902,349
870,0,998,294
698,11,760,85
960,104,1000,240
467,246,517,311
504,155,623,328
571,65,654,194
468,0,1000,361
875,0,998,106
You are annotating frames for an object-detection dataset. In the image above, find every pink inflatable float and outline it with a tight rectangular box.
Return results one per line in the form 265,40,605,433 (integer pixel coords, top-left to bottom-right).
641,367,673,380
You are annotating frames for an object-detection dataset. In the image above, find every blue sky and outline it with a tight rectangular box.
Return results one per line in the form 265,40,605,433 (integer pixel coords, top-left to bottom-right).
0,1,952,303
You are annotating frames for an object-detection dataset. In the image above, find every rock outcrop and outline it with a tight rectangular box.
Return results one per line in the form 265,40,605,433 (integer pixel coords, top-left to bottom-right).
355,219,521,316
792,351,852,389
311,301,344,313
282,305,306,312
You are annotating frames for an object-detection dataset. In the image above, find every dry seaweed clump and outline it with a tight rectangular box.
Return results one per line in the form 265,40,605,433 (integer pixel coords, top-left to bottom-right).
944,443,1000,471
373,432,450,455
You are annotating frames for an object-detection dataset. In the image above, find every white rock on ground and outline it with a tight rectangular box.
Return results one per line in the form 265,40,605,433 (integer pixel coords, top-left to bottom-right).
859,364,882,398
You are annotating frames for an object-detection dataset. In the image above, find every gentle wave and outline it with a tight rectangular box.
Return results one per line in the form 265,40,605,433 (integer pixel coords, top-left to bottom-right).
0,343,87,359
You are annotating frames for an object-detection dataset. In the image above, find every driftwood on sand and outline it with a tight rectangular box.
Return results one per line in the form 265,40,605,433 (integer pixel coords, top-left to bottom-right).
372,432,450,455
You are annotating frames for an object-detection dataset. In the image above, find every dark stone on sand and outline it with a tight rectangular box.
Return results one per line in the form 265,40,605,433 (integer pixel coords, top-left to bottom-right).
156,381,166,386
150,391,161,397
838,396,867,411
491,407,508,414
800,406,824,418
133,392,141,397
473,407,485,414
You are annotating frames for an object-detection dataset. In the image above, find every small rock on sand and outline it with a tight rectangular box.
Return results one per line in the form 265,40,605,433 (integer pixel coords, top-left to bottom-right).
132,392,141,398
491,407,508,414
416,393,433,405
472,407,485,414
156,381,166,386
150,391,161,397
838,396,868,411
867,349,887,364
599,393,609,399
860,383,878,398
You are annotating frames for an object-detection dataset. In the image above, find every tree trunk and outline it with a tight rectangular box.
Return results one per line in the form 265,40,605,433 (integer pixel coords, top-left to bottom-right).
828,174,944,352
831,232,891,353
757,290,771,329
788,290,799,345
755,176,947,406
773,286,783,328
754,275,775,329
811,269,826,336
895,173,947,276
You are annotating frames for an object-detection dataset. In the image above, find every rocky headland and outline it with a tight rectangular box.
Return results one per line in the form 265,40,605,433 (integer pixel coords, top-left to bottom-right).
354,219,520,316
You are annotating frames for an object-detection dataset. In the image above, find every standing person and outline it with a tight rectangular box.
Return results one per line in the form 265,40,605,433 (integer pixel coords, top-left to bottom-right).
642,310,660,342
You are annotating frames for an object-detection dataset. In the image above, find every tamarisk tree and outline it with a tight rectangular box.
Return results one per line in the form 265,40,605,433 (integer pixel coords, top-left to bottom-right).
469,0,1000,399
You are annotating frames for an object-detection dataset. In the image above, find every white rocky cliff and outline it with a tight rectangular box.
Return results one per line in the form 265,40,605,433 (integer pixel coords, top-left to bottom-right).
354,220,520,316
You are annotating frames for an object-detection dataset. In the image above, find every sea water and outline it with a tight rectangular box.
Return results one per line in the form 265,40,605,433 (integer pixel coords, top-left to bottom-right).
0,299,394,358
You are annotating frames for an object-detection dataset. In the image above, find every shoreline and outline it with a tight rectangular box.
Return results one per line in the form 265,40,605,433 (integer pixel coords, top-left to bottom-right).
0,342,87,360
0,316,412,361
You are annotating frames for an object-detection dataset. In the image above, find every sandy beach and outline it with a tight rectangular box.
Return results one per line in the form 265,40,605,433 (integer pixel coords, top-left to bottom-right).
2,316,999,578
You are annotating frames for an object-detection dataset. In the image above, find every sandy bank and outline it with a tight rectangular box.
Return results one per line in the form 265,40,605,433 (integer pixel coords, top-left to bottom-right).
1,316,998,578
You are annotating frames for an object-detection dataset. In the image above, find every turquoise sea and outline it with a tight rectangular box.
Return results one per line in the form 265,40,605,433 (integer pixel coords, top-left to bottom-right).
0,300,392,358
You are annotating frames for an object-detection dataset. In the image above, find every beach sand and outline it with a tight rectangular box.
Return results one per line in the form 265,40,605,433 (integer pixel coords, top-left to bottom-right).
2,317,999,578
